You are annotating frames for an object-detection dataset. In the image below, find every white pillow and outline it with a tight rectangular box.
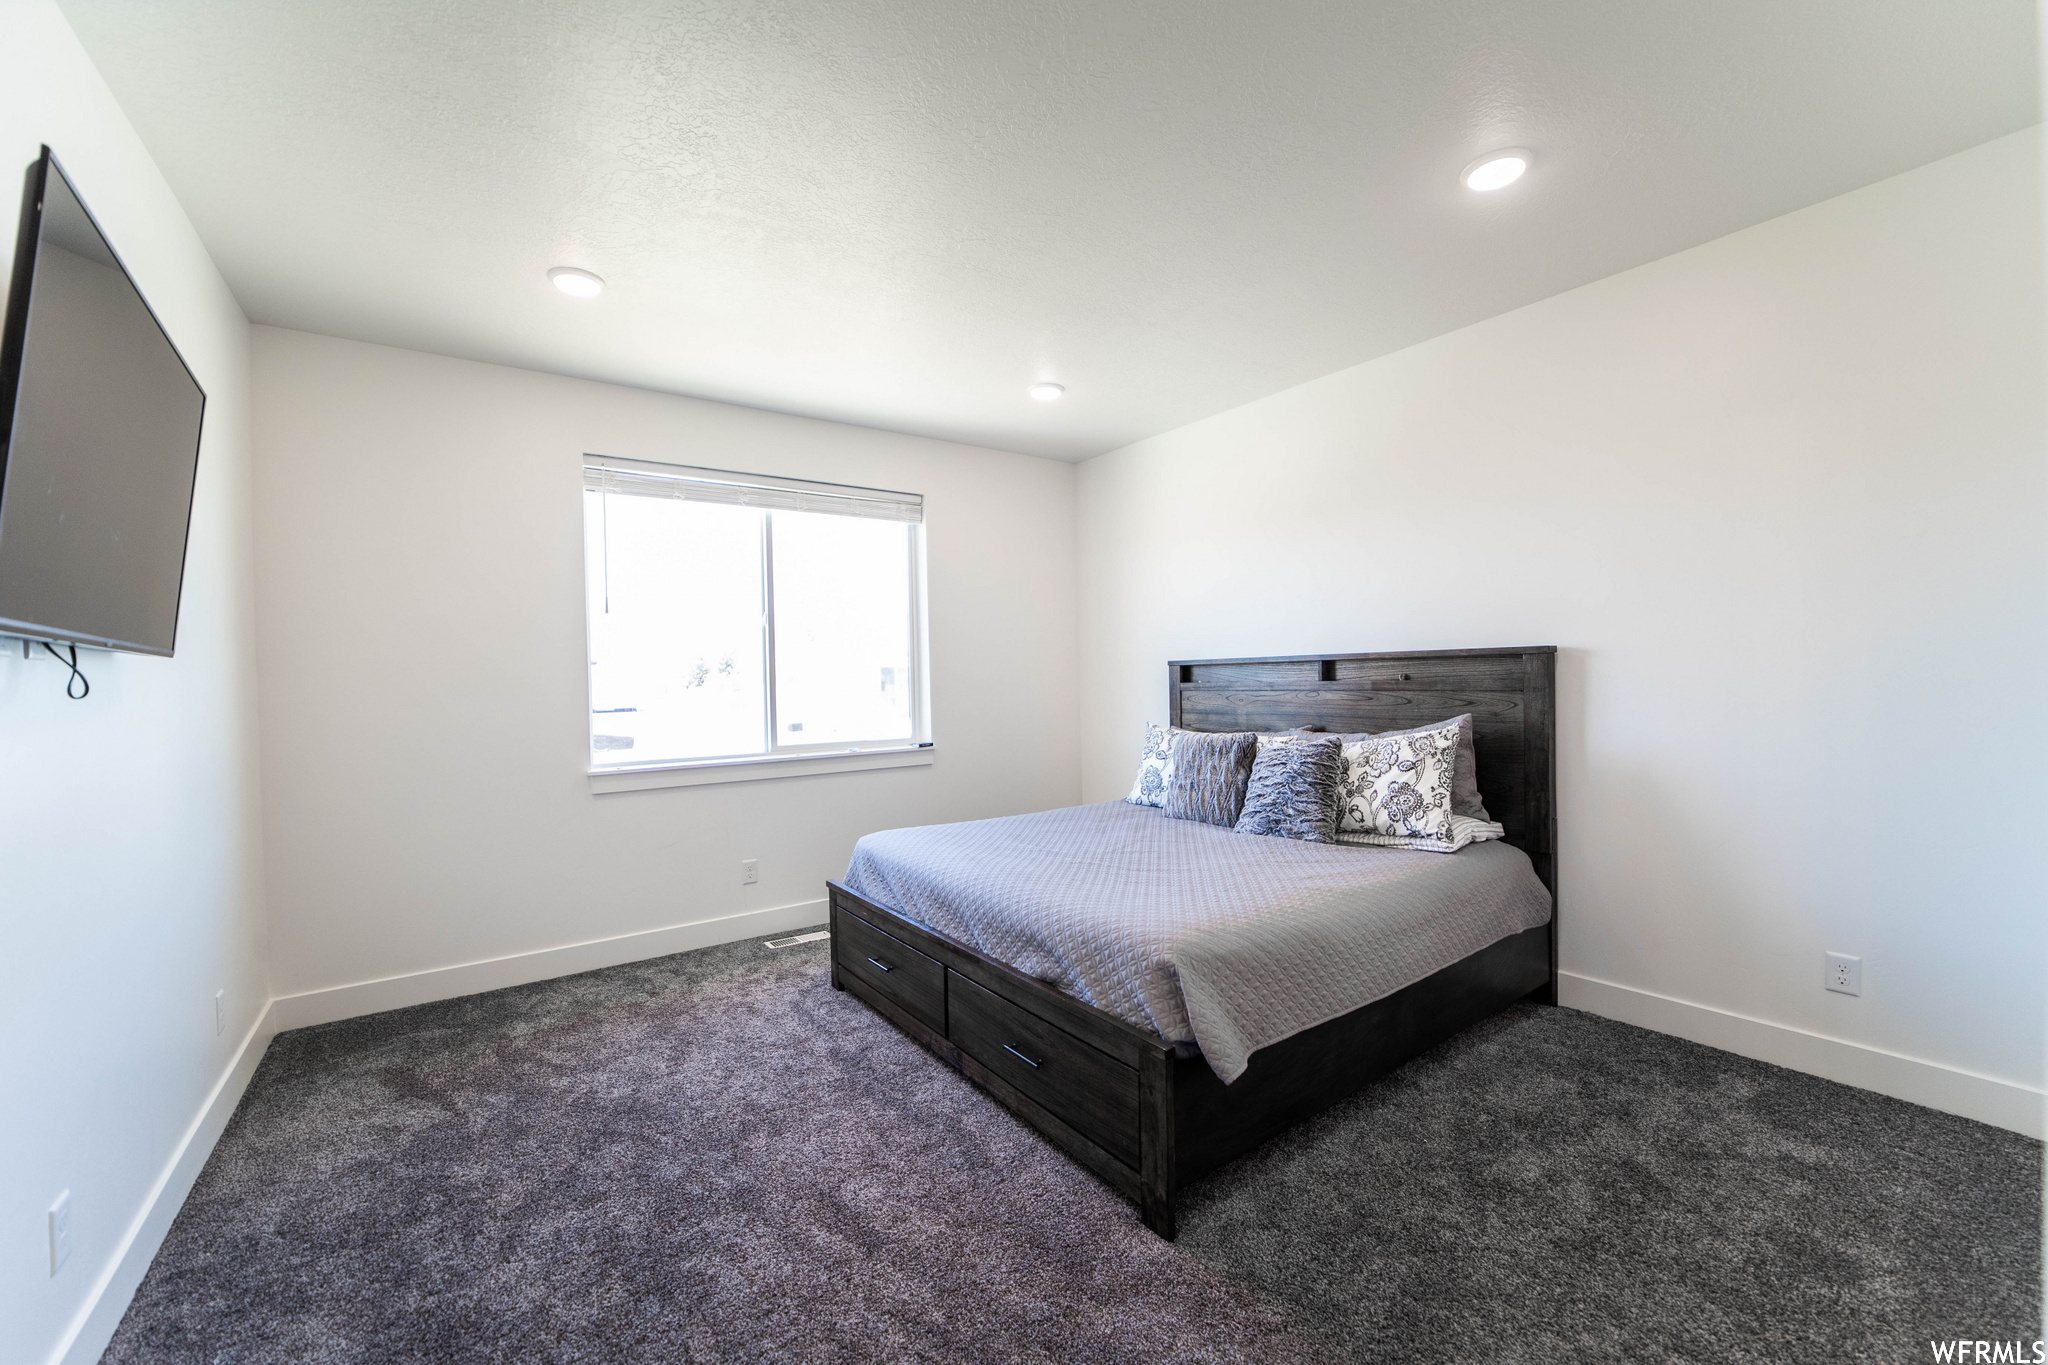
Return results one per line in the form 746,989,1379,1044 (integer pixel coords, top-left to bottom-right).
1336,718,1462,844
1124,721,1174,807
1252,728,1313,758
1336,813,1505,853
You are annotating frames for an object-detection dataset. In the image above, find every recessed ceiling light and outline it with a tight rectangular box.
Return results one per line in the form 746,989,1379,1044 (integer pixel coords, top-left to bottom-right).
1462,150,1531,192
548,266,604,298
1028,382,1065,402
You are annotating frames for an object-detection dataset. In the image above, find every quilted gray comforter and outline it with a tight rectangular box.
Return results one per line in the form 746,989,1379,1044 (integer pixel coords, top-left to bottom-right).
843,800,1553,1082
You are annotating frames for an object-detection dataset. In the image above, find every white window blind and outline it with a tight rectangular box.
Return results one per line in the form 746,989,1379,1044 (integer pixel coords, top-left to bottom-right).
583,458,923,524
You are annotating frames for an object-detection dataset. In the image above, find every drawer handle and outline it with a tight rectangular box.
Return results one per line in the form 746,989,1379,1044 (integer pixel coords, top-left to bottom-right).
1002,1044,1041,1069
866,957,893,973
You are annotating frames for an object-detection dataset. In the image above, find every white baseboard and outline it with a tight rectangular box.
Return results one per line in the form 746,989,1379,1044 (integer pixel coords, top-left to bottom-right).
50,1000,280,1365
1560,972,2045,1139
270,899,831,1032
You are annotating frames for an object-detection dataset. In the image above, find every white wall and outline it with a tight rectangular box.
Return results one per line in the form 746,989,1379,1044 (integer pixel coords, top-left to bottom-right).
251,327,1079,1008
1078,128,2046,1134
0,4,267,1363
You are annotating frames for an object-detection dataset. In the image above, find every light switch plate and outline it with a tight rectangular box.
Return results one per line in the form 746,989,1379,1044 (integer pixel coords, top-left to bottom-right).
49,1190,71,1276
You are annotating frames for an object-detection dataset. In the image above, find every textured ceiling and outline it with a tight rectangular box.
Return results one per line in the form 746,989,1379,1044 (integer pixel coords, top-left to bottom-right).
58,0,2040,459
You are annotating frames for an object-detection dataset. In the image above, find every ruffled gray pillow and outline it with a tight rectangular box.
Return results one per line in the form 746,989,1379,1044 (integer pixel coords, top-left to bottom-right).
1162,730,1256,827
1236,735,1345,842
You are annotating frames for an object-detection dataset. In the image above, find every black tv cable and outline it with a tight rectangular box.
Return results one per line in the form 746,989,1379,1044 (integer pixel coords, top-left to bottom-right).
41,642,89,699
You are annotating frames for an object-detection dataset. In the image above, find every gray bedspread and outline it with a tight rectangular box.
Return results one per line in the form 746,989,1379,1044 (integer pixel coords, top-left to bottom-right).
842,801,1553,1082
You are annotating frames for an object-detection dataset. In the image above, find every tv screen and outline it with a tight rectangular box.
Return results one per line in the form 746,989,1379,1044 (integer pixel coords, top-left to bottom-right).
0,147,205,657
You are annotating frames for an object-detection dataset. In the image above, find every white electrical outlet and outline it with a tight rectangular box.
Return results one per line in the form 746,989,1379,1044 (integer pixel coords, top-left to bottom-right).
48,1191,71,1276
1825,952,1862,996
741,859,758,886
214,989,226,1036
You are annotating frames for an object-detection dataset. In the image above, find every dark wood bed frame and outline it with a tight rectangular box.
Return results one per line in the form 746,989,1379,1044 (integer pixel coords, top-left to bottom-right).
827,646,1557,1239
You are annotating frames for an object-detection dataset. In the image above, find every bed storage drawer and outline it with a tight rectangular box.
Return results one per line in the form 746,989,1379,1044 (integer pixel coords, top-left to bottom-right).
946,970,1139,1166
835,911,945,1031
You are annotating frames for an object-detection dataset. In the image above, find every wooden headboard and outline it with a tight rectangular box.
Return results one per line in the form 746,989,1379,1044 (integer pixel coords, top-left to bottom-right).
1168,646,1558,903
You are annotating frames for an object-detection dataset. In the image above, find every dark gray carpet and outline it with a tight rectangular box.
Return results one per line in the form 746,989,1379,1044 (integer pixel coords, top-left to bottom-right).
1179,1004,2042,1363
105,932,2039,1364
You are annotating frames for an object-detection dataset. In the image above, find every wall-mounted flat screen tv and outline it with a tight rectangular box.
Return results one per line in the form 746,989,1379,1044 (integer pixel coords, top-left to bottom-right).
0,146,205,657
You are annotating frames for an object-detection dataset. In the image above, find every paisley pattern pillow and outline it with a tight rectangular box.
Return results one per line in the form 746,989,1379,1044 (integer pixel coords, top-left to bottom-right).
1337,717,1461,843
1367,714,1489,821
1163,729,1256,827
1235,735,1345,843
1124,721,1175,807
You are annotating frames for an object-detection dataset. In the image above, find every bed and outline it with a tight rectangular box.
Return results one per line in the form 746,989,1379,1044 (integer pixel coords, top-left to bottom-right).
826,646,1557,1239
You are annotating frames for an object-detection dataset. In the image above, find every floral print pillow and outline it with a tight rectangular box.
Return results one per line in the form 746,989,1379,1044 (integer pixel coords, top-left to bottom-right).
1338,718,1461,845
1124,721,1175,807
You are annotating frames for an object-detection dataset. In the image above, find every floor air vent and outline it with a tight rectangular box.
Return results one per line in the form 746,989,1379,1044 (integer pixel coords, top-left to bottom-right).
766,930,831,949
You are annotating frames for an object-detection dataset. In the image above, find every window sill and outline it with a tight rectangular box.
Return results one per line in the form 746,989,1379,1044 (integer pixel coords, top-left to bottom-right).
588,745,933,793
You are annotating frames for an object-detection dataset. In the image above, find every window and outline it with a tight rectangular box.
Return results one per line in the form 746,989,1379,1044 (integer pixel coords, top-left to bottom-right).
582,458,927,776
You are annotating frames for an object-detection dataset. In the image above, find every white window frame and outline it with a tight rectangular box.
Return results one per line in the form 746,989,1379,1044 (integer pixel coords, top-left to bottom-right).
582,456,932,793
